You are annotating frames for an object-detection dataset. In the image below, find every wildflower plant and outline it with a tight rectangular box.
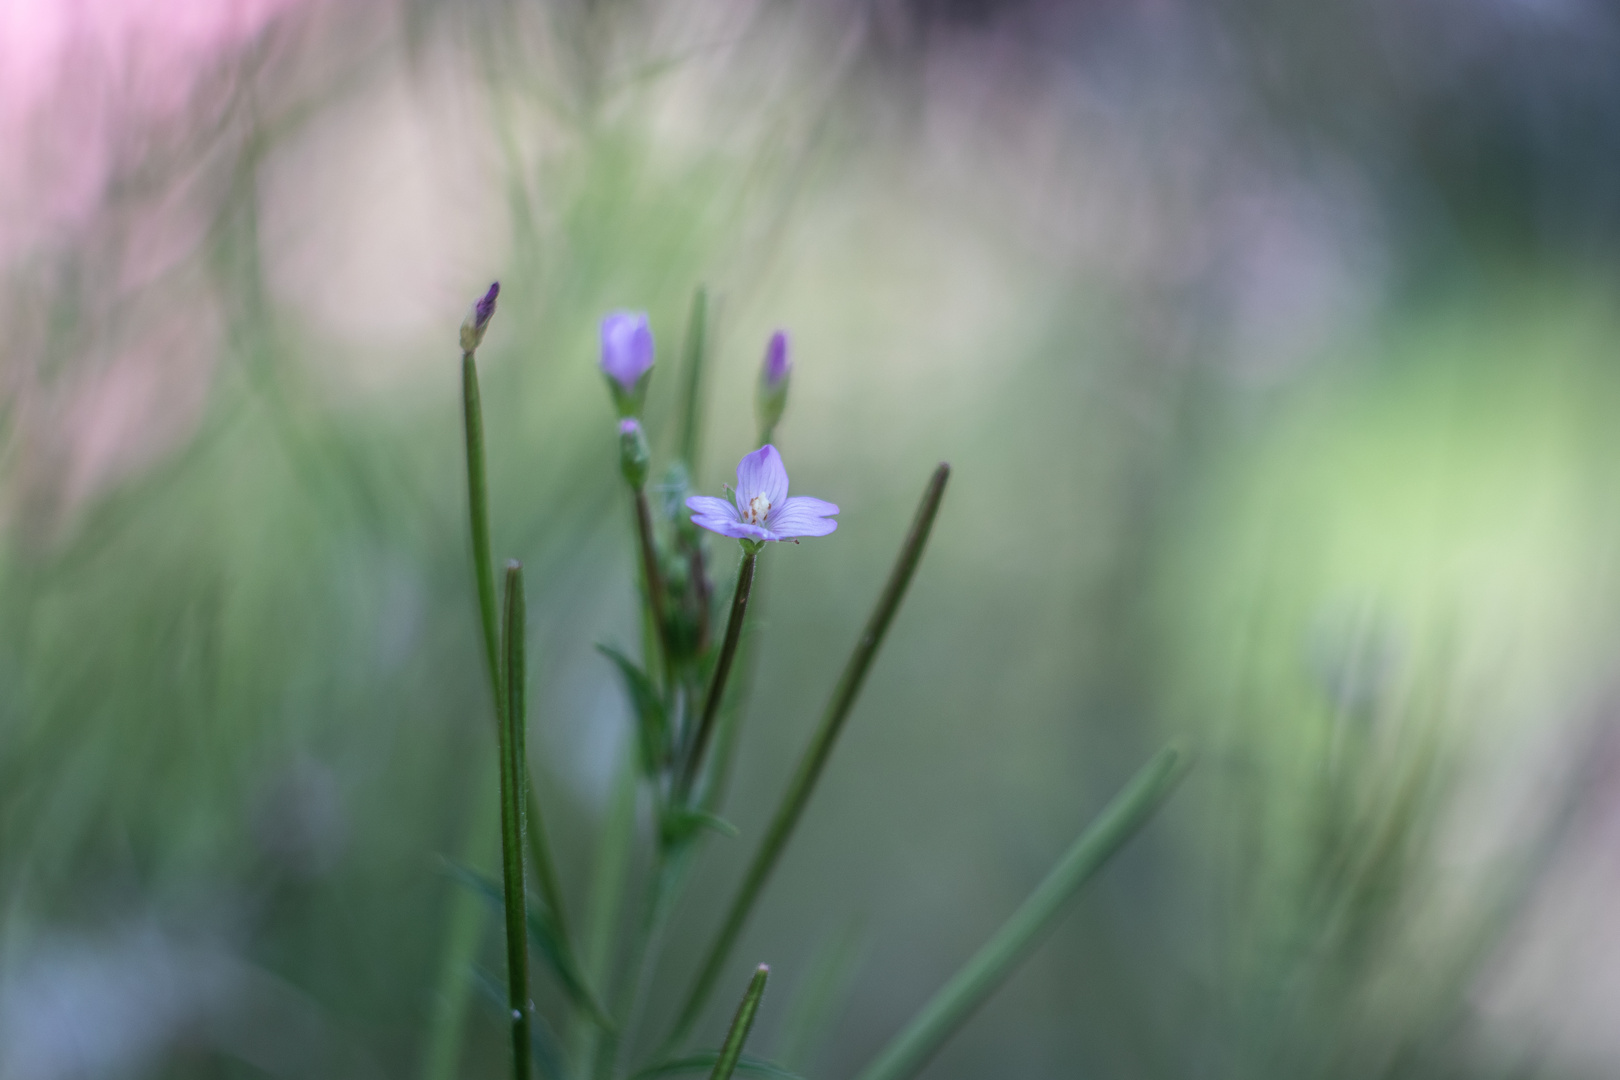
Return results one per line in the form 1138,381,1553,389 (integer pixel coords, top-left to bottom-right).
446,283,1189,1080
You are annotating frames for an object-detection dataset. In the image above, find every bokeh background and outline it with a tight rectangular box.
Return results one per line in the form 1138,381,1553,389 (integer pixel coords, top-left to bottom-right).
6,0,1620,1077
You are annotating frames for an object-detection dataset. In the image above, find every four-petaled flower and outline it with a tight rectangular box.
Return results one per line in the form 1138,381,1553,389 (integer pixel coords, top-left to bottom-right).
600,311,655,390
687,445,838,542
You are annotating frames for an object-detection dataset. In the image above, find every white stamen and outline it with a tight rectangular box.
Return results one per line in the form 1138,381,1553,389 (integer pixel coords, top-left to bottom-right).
744,494,771,524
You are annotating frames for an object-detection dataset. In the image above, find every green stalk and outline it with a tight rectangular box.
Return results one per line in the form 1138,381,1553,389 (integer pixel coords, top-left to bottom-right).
463,352,502,697
463,350,580,961
852,746,1190,1080
665,464,951,1050
678,550,757,800
677,286,710,471
634,488,673,686
709,966,770,1080
499,563,533,1080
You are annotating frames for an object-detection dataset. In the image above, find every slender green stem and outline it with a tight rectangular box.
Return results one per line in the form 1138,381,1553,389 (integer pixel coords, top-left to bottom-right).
677,286,710,471
665,464,951,1051
462,351,502,699
634,489,673,686
499,563,532,1080
678,550,756,801
464,350,580,968
709,965,770,1080
852,745,1189,1080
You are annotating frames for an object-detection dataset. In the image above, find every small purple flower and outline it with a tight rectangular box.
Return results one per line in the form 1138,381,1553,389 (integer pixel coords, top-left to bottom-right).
618,417,641,436
460,281,500,351
686,445,838,542
762,330,791,387
600,311,655,391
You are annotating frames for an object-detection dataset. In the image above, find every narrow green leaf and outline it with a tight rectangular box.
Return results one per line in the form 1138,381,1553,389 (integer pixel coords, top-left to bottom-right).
709,964,769,1080
598,643,669,776
666,464,951,1050
852,745,1191,1080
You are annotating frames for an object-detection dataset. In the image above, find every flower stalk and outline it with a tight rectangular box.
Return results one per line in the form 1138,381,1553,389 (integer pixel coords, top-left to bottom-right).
677,549,757,802
665,462,951,1051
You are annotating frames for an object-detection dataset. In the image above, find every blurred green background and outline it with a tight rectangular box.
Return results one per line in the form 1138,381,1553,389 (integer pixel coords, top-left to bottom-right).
6,0,1620,1077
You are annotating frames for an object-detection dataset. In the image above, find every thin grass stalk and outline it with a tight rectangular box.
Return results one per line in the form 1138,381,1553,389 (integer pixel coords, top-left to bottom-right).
665,463,951,1050
464,351,580,963
852,746,1190,1080
462,352,502,697
678,550,757,800
709,965,770,1080
499,563,533,1080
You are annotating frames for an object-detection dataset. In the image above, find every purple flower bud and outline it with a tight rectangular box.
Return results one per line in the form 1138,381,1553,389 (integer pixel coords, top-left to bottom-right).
600,311,655,392
619,417,641,436
460,281,500,352
762,330,791,387
755,329,792,438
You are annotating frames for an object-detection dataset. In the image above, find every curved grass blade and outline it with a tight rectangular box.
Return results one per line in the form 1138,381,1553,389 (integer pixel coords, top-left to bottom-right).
678,550,757,799
852,745,1190,1080
666,463,950,1050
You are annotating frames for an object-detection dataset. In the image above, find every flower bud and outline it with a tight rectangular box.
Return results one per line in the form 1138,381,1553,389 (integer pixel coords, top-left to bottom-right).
618,417,651,489
460,282,500,352
755,329,791,437
601,311,655,416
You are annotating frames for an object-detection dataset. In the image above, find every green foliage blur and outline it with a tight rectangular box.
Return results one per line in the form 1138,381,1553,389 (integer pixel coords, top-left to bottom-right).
5,1,1620,1077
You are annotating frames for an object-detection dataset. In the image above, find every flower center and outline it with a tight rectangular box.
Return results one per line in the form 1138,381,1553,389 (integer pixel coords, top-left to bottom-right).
744,494,771,525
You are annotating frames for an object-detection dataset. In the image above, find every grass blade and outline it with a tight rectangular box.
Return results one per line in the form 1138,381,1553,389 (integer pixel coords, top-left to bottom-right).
852,745,1190,1080
498,563,532,1080
666,463,951,1050
463,352,579,968
709,964,770,1080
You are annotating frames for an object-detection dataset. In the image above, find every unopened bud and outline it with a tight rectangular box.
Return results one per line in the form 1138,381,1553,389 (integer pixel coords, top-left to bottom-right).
755,329,791,437
460,282,500,352
618,417,651,489
601,311,655,417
